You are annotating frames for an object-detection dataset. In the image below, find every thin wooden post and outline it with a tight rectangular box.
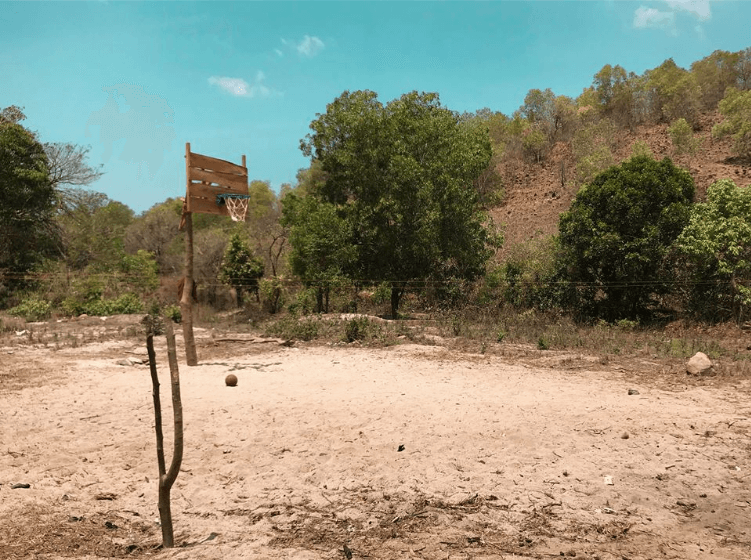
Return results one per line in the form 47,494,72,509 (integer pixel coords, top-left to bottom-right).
146,320,184,548
181,142,198,366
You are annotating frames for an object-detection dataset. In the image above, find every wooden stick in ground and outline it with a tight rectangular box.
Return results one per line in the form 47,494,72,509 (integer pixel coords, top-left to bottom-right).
146,320,185,548
181,142,198,366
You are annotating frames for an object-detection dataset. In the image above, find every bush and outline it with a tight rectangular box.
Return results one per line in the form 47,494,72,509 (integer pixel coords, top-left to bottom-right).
164,304,182,323
344,317,380,343
260,277,285,314
264,314,321,341
499,236,566,311
7,297,52,321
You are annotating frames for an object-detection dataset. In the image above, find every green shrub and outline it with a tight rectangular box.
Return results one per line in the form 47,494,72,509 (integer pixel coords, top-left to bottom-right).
164,304,182,323
7,297,52,321
83,293,143,316
260,277,285,314
288,287,318,316
344,317,380,343
264,314,321,341
537,336,550,350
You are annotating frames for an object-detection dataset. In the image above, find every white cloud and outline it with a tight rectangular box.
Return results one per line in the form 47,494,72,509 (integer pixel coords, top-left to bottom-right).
208,76,250,96
694,24,706,39
208,71,277,99
666,0,712,21
633,6,675,29
633,0,713,35
296,35,325,57
274,48,284,57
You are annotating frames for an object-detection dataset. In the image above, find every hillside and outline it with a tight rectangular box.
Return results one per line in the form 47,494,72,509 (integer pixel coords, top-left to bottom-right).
492,110,751,256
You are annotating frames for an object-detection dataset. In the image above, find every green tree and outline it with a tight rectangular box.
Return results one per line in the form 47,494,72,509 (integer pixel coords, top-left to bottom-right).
572,119,616,184
738,47,751,90
124,199,183,274
558,156,695,320
247,179,277,220
644,59,701,124
520,88,557,144
551,95,580,141
58,192,134,270
668,118,702,159
0,110,59,296
676,179,751,322
630,140,654,160
592,64,645,127
281,193,356,312
713,87,751,159
521,124,548,164
301,90,498,317
219,232,264,307
690,49,741,110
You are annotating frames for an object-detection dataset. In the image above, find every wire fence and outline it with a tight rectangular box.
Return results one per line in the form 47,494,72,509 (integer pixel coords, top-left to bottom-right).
0,270,747,290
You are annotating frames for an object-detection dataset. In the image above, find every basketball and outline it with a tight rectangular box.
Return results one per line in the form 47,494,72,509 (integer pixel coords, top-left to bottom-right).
225,374,238,387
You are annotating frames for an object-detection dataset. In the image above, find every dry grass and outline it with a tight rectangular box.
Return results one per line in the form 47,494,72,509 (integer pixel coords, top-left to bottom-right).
0,502,160,559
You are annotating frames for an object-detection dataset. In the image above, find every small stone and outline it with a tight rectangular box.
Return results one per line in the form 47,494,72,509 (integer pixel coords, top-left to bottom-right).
621,432,630,439
225,374,238,387
628,389,639,395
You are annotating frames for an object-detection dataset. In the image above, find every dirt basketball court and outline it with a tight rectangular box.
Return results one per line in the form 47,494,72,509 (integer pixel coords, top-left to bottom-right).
1,320,750,559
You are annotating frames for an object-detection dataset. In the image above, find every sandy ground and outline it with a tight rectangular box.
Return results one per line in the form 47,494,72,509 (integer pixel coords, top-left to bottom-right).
1,325,751,560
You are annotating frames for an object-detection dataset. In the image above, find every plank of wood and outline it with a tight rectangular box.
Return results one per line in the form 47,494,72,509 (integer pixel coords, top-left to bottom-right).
186,195,228,217
188,167,248,191
189,151,246,176
187,181,248,203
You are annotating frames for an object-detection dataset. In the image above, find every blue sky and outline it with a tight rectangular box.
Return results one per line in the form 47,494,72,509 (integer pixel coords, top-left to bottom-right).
3,0,750,214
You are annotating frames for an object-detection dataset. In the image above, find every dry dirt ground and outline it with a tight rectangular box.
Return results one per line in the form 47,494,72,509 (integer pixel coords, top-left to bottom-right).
1,316,750,560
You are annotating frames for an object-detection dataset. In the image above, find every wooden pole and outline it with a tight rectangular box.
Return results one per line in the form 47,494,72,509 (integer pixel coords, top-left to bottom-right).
181,142,198,366
146,321,184,548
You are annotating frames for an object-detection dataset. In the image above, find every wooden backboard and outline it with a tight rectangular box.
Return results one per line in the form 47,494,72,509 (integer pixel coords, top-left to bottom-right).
185,143,248,217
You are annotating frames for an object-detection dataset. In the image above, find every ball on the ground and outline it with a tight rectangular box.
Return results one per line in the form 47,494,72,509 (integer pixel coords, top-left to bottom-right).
225,374,238,387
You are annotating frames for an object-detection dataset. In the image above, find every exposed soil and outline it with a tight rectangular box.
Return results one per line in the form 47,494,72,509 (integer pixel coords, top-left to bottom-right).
1,316,750,559
492,110,751,254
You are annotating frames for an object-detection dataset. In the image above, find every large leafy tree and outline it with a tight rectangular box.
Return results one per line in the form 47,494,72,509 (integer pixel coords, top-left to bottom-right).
0,109,59,296
299,90,498,316
676,179,751,323
558,156,695,320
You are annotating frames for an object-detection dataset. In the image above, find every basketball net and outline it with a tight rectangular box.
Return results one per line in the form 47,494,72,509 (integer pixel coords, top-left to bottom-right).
224,196,249,222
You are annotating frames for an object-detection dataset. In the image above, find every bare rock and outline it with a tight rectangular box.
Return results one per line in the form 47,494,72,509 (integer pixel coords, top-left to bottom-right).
687,352,713,375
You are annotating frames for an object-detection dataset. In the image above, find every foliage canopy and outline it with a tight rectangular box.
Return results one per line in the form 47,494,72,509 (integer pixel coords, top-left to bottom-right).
0,117,59,294
219,232,265,307
558,156,695,320
298,90,499,316
676,179,751,322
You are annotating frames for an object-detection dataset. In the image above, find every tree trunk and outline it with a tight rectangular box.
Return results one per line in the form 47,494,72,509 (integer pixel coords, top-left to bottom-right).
236,286,244,308
316,287,324,314
390,285,402,319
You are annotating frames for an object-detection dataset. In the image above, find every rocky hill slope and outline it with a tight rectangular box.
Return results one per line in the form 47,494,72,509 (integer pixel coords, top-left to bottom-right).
491,110,751,257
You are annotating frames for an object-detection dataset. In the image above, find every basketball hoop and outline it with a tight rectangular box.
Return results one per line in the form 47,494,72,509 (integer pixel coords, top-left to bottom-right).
216,193,250,222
